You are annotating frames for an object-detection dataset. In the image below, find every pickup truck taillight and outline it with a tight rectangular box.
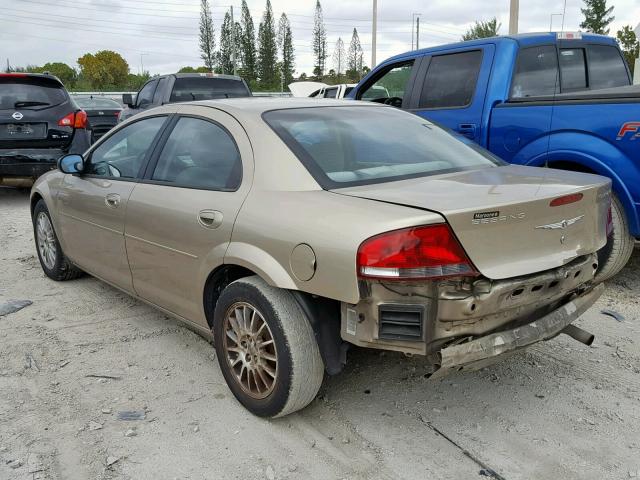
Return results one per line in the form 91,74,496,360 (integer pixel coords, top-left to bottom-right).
357,224,478,280
58,110,88,129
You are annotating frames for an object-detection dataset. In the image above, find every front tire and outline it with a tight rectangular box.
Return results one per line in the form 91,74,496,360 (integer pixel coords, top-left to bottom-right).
32,199,83,281
213,276,324,418
595,194,635,283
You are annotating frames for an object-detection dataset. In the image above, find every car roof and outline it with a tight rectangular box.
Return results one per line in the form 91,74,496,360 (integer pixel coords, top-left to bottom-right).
383,32,618,63
186,97,385,116
163,73,244,81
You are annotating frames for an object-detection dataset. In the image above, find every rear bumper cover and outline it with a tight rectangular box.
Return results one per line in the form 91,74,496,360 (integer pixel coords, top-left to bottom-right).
0,150,63,177
430,283,604,379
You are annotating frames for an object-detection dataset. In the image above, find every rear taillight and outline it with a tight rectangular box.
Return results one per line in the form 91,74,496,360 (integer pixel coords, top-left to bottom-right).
606,203,614,236
357,224,478,280
58,111,87,129
550,193,583,207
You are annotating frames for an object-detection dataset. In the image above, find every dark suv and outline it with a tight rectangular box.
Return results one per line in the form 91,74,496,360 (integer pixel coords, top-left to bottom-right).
119,73,251,123
0,73,90,187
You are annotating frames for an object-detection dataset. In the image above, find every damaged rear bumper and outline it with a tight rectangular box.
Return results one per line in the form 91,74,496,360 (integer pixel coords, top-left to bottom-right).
430,283,604,379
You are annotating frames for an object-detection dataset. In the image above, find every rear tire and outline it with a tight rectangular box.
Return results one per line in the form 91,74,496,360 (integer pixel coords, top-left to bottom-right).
32,199,83,281
213,276,324,418
595,194,635,283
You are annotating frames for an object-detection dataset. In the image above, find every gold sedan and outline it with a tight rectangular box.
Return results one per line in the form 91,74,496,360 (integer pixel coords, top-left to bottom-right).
31,99,611,417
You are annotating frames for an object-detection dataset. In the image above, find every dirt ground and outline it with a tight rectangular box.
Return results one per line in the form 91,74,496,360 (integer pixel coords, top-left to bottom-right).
1,186,639,480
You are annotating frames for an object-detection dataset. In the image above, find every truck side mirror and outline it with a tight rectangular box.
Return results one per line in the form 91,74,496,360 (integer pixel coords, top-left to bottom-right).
122,93,134,108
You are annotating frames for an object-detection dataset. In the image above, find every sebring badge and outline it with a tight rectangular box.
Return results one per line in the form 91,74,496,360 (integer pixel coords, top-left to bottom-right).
535,215,585,230
12,112,23,120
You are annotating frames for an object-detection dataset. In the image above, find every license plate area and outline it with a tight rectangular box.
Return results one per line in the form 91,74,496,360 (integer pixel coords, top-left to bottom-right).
0,123,47,140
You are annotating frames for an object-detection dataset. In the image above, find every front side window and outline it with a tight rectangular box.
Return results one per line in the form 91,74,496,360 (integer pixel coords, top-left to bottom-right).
136,80,157,107
358,61,414,106
559,48,587,91
153,77,169,104
511,46,559,98
589,45,630,90
264,106,501,189
85,116,166,178
151,117,241,190
419,50,483,109
323,87,338,98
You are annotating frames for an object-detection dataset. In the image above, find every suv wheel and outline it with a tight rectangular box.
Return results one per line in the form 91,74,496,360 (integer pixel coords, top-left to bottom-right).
32,199,83,281
595,194,635,283
213,276,324,417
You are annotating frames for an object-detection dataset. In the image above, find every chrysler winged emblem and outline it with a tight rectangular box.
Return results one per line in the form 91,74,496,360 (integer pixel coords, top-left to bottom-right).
535,215,585,230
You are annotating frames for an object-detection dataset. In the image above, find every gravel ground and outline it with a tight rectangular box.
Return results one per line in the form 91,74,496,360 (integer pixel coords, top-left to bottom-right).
1,186,639,480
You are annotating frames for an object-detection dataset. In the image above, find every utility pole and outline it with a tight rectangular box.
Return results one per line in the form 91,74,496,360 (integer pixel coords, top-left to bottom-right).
416,16,420,50
411,13,421,50
372,0,377,68
508,0,519,35
230,5,237,76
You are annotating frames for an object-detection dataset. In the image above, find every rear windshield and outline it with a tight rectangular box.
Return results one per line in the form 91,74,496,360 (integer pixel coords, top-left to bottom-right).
170,77,250,102
264,106,502,188
0,77,67,110
74,97,122,109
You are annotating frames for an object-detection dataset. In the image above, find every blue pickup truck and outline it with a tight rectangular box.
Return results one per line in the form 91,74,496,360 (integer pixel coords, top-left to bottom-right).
349,32,639,281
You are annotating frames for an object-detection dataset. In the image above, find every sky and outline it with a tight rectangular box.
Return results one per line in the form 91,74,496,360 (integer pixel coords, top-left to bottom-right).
1,0,639,78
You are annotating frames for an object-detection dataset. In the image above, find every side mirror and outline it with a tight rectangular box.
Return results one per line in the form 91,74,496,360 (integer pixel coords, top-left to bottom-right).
58,154,84,174
122,93,134,108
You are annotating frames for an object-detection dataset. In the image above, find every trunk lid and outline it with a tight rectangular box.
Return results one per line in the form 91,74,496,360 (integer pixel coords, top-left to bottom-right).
335,165,611,279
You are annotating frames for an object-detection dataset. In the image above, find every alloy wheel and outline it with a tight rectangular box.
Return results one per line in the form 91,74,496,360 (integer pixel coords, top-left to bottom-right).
36,212,57,270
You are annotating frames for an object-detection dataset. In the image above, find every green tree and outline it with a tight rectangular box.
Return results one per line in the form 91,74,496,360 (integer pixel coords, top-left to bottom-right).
178,66,210,73
347,28,364,81
257,0,278,90
199,0,216,71
332,37,346,77
277,13,295,88
30,62,77,88
77,50,129,90
219,11,235,74
617,25,639,75
580,0,615,35
462,18,501,41
127,72,151,90
239,0,257,83
312,0,328,79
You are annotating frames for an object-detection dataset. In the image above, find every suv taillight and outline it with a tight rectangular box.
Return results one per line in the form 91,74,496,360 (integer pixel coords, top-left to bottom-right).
58,111,87,129
357,224,478,280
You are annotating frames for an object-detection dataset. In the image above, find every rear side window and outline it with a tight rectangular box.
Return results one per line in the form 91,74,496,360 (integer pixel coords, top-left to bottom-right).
0,77,67,109
559,48,587,91
589,45,630,90
511,46,559,98
419,50,483,109
151,117,241,190
169,78,250,102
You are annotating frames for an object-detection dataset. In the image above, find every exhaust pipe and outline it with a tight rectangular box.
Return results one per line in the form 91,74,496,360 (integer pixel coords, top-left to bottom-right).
562,324,594,346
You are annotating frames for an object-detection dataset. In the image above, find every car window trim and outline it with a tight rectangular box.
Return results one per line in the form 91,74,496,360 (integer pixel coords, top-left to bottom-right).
414,48,485,111
139,113,244,193
80,114,173,182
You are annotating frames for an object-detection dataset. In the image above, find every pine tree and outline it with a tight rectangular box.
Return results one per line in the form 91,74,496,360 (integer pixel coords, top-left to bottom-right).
347,28,364,81
239,0,257,82
312,0,328,79
257,0,278,90
219,12,234,75
199,0,216,71
617,25,639,75
580,0,615,35
277,13,295,88
333,37,346,76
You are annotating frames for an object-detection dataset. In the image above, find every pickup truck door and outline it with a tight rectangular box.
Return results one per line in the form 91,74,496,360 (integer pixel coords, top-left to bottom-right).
410,45,495,144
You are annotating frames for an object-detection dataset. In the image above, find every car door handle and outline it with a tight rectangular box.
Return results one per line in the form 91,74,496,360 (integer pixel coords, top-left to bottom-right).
457,123,477,139
198,209,223,229
105,193,121,208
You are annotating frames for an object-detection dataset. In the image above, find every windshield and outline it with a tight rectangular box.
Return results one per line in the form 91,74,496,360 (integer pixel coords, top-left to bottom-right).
74,97,122,109
264,106,502,188
169,77,251,102
0,77,67,110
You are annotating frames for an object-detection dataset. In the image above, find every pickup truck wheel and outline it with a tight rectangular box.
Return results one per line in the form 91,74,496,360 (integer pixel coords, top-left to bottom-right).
213,276,324,418
595,194,635,283
32,199,83,281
